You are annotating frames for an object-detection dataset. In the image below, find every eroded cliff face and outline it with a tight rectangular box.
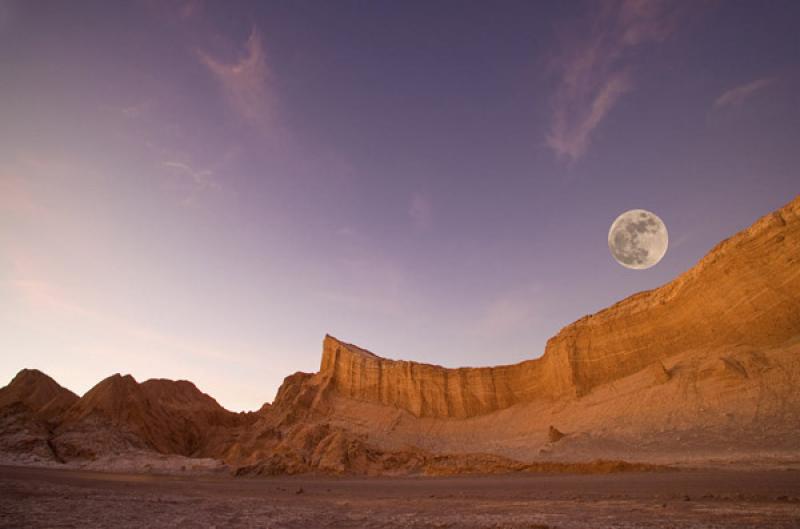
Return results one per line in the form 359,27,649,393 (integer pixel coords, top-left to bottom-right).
320,337,573,418
552,198,800,396
319,196,800,416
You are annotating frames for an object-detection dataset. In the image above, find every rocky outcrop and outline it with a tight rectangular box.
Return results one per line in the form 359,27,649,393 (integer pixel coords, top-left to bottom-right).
0,369,78,421
319,196,800,415
52,374,256,459
320,336,573,418
0,370,78,462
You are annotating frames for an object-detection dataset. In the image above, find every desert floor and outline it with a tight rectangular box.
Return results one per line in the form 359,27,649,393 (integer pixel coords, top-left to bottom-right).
1,465,799,528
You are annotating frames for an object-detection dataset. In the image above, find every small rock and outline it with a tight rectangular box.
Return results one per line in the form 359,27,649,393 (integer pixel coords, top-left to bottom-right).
548,426,566,443
295,487,304,495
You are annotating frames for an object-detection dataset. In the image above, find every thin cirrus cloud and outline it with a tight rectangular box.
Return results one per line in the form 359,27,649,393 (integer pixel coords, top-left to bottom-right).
179,0,202,20
9,274,253,370
162,161,218,190
198,29,273,125
713,78,776,109
547,0,685,162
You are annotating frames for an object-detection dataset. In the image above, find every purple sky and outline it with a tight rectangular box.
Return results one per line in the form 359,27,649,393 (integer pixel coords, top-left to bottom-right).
1,1,798,411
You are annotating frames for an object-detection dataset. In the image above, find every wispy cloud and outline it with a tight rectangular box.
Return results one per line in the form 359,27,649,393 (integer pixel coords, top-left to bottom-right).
162,160,217,190
547,0,687,162
8,275,250,367
713,78,776,109
179,0,202,20
161,158,230,207
199,29,273,125
409,192,433,230
11,279,99,322
119,100,151,119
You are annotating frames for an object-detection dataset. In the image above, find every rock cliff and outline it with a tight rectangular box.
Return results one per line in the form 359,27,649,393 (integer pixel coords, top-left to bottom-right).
320,336,570,418
319,196,800,416
549,198,800,396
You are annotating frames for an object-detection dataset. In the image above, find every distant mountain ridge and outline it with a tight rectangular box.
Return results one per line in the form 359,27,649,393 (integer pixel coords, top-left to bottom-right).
2,195,799,475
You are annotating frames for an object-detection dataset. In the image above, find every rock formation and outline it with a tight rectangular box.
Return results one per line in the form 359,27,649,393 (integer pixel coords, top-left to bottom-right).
319,196,800,416
0,370,78,462
319,335,568,418
1,195,799,474
51,374,258,461
0,369,78,421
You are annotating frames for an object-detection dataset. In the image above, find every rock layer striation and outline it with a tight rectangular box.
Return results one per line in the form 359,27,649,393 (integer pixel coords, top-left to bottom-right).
319,196,800,416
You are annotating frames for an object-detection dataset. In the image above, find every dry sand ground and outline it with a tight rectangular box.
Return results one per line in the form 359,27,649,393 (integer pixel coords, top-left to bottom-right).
1,466,800,528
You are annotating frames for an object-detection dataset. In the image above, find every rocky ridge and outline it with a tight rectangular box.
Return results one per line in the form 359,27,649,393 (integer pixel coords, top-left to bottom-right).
1,195,799,475
319,196,800,416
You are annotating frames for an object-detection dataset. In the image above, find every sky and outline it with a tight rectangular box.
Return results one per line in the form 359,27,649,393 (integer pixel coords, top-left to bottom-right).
1,0,798,411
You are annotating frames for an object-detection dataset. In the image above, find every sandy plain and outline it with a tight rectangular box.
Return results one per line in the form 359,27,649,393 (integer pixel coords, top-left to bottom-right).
1,465,799,528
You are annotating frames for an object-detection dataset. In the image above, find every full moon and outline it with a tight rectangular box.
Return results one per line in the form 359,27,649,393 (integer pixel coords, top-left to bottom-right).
608,209,668,270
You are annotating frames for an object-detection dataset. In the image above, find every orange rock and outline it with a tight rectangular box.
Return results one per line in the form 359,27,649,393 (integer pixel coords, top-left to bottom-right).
319,195,800,414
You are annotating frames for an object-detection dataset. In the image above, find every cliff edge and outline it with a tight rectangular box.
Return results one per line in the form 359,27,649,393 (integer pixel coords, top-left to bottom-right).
319,196,800,417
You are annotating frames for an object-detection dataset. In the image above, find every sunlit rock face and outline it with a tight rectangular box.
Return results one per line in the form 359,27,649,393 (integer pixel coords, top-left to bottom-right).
320,335,574,418
553,196,800,396
320,195,800,411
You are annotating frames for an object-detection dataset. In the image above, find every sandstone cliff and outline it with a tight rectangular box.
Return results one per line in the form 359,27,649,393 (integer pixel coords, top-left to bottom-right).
549,198,800,396
319,336,569,418
318,196,800,416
